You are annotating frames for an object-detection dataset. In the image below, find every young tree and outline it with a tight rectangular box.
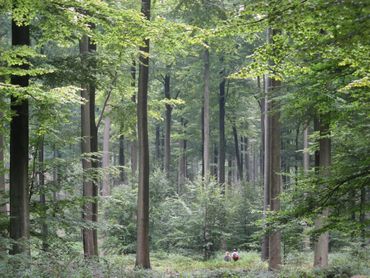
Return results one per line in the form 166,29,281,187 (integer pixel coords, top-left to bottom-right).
135,0,151,269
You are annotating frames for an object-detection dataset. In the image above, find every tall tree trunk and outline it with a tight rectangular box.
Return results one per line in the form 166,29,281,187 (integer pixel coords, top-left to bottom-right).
0,112,6,215
219,72,226,186
262,29,282,270
135,0,151,269
244,137,250,182
80,35,98,258
131,62,138,178
102,116,111,196
177,119,187,193
261,73,270,262
38,139,48,252
164,71,172,178
203,48,210,181
259,76,265,183
213,144,218,179
227,156,232,185
303,122,310,251
155,125,161,162
119,135,126,183
88,33,99,257
268,78,282,270
9,19,30,255
303,123,310,174
201,106,205,178
232,125,243,181
313,119,330,267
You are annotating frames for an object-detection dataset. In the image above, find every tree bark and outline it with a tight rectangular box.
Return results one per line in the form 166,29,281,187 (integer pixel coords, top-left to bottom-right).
232,125,243,181
119,135,126,183
80,35,98,258
135,0,151,269
164,70,171,177
261,73,270,262
303,122,310,251
178,119,187,193
244,137,250,182
259,76,265,183
38,139,48,252
102,116,111,196
203,48,210,181
0,112,6,215
219,72,226,186
131,62,138,178
268,78,282,270
9,19,30,255
313,119,330,267
303,123,309,174
262,29,282,270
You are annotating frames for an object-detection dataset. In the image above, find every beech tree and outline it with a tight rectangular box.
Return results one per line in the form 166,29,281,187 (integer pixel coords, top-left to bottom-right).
9,18,30,255
135,0,151,269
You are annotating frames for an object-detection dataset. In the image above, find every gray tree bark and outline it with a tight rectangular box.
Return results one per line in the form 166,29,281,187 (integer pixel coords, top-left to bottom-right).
313,119,330,267
218,70,226,186
203,48,210,181
102,116,111,196
131,63,138,178
135,0,151,269
164,71,171,177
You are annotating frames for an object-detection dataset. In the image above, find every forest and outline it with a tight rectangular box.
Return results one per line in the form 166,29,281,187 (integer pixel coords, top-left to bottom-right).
0,0,369,277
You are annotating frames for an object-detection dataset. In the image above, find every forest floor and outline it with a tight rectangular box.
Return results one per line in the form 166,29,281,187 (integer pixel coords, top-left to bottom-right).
94,250,369,278
4,249,369,277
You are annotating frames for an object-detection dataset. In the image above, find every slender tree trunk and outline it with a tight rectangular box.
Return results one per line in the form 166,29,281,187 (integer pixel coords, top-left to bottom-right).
232,125,243,181
244,137,250,182
80,35,98,258
302,122,311,250
154,125,160,162
88,33,99,257
213,144,218,179
259,76,265,183
102,116,111,196
9,19,30,256
201,106,205,177
261,73,270,262
203,48,210,181
313,119,330,267
268,78,282,270
135,0,151,269
359,186,366,247
227,156,232,185
0,112,5,214
38,139,48,252
0,112,5,252
131,62,138,178
219,72,226,186
164,71,171,177
119,135,126,183
303,124,309,173
178,119,187,193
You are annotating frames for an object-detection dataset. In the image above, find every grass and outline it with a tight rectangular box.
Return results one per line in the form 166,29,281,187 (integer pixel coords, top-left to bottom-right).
2,249,369,277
